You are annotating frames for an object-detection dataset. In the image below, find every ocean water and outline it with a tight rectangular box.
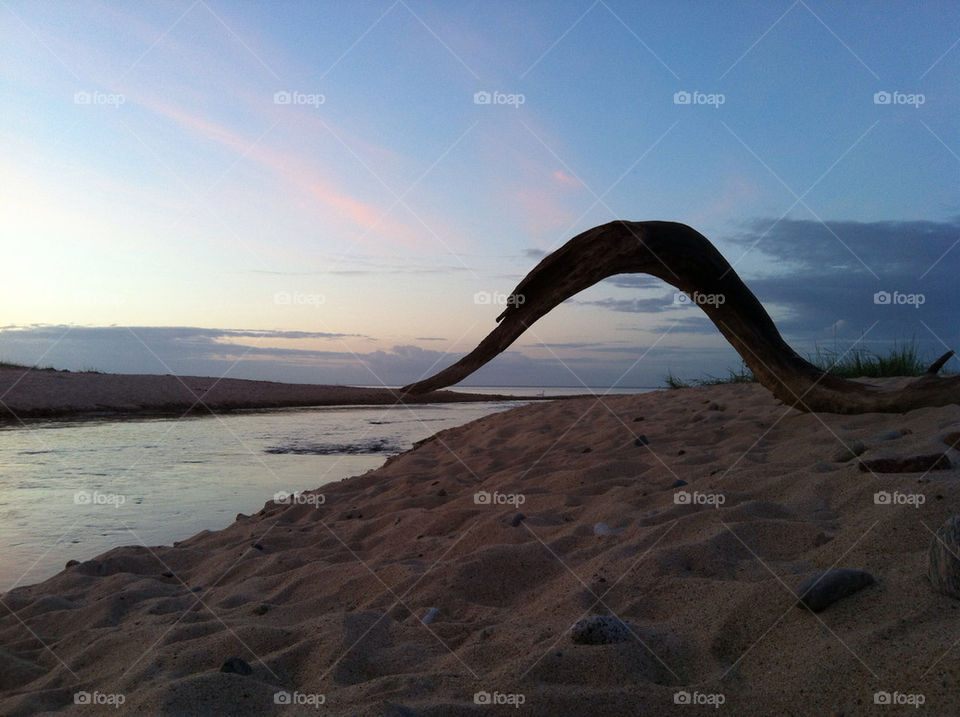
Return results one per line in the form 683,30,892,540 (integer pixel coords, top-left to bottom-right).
0,387,652,590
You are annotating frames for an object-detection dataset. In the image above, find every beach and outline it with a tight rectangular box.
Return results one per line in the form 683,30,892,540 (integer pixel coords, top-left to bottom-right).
0,367,527,422
2,382,959,714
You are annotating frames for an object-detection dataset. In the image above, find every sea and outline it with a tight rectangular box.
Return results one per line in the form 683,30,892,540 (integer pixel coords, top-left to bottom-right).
0,386,654,590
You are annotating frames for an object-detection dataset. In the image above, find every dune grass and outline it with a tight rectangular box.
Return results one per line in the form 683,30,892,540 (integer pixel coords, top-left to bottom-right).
665,341,944,389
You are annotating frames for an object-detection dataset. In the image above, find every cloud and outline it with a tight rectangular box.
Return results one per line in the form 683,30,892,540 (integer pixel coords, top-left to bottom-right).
553,170,580,186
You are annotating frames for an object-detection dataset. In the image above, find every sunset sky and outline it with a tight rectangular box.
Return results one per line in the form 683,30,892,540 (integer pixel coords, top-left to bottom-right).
2,1,957,387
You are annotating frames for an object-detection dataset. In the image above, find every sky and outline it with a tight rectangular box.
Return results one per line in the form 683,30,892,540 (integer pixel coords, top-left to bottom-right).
1,0,957,388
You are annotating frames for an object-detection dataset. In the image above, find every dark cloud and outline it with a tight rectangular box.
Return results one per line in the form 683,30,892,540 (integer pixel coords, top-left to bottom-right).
524,248,547,259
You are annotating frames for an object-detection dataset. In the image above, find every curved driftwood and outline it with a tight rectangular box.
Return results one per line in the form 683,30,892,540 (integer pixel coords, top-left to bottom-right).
402,221,958,414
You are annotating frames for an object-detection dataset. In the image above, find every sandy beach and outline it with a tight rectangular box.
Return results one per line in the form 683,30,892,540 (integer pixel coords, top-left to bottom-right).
1,382,959,714
0,368,525,422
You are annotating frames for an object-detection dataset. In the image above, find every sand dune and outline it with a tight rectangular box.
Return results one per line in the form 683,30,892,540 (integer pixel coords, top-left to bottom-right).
2,383,960,714
0,368,523,422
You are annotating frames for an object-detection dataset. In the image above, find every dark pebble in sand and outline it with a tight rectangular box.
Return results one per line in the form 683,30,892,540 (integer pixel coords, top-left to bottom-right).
253,604,270,615
634,435,649,447
570,615,632,644
582,447,592,453
220,656,252,675
510,513,526,527
251,543,263,551
633,417,644,422
677,449,686,456
436,488,447,497
859,454,952,473
795,568,875,612
190,586,203,593
161,571,174,578
670,479,688,488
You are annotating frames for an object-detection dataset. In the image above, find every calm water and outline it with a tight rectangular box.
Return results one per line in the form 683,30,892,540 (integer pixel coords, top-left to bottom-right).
0,387,652,590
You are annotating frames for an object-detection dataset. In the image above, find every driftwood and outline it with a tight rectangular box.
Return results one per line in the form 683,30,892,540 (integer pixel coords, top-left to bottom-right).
402,221,958,414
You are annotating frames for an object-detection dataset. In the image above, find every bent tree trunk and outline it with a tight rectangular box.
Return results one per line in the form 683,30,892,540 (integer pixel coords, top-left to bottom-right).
401,221,958,414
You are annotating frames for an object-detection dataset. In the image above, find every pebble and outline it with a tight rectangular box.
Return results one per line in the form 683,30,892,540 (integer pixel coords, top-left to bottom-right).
831,440,866,462
422,607,439,625
593,522,624,536
634,435,649,447
219,656,252,675
670,479,688,488
251,542,263,551
253,604,269,615
929,516,960,599
510,513,526,527
570,615,632,644
795,568,875,612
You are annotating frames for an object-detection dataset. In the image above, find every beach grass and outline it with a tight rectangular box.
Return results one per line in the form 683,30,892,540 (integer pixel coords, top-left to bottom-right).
665,341,943,389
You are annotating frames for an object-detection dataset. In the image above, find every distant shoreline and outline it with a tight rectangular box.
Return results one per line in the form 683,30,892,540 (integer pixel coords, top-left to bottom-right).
0,367,570,424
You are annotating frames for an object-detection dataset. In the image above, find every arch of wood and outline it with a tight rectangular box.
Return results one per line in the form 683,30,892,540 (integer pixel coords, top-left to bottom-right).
401,221,957,414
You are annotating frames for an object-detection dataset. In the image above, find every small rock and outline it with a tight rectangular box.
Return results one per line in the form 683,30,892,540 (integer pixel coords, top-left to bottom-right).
190,586,203,593
708,402,722,411
832,440,866,462
929,516,960,598
422,607,439,625
252,604,269,615
859,454,952,473
795,568,875,612
220,656,252,675
510,513,526,527
677,449,686,456
436,488,447,497
593,522,624,536
633,417,644,422
161,571,174,578
670,479,688,488
634,435,649,447
251,542,263,551
65,560,80,568
570,615,632,644
581,447,592,453
874,429,904,441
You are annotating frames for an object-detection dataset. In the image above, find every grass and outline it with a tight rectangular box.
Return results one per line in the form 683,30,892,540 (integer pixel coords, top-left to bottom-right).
664,340,945,389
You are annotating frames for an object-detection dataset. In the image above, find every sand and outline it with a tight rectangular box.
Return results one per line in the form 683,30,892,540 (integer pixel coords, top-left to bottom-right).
0,368,523,422
2,383,960,715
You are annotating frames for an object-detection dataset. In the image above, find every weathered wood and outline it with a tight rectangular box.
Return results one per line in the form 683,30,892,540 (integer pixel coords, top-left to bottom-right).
401,221,959,414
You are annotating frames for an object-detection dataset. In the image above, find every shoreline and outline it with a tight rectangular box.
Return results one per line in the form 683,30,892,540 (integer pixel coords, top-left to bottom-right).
3,382,959,714
0,368,560,424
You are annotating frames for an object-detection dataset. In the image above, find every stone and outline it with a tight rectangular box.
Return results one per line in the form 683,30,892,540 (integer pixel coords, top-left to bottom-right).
570,615,632,645
795,568,875,612
219,656,252,675
634,435,649,447
670,479,688,488
593,522,624,536
929,516,960,599
510,513,526,527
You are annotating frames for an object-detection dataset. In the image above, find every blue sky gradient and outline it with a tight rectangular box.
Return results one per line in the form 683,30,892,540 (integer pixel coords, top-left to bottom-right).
2,1,957,386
